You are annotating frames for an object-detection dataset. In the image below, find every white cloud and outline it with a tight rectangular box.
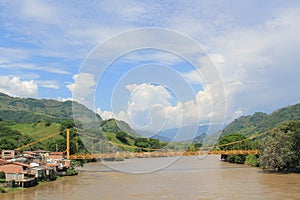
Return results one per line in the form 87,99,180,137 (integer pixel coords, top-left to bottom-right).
67,73,96,107
0,76,38,97
36,80,59,89
0,63,70,75
126,83,171,111
209,8,300,116
20,0,60,24
121,51,183,65
98,83,224,132
183,69,205,84
57,97,73,102
124,83,172,131
0,47,30,64
0,46,70,75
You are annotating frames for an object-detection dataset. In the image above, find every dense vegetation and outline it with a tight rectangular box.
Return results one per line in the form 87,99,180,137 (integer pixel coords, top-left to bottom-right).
218,120,300,172
217,103,300,172
259,121,300,171
221,103,300,137
218,134,247,164
0,123,33,151
100,119,139,137
0,120,171,156
0,92,102,124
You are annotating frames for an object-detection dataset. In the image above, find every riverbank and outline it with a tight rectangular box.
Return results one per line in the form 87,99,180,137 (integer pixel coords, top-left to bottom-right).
0,171,81,197
0,172,79,194
222,154,300,173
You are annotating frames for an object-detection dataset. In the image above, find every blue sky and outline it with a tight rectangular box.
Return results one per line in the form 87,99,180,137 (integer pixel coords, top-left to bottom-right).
0,1,300,131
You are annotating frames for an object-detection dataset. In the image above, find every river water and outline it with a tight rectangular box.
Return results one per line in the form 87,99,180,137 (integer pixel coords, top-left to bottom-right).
1,155,300,200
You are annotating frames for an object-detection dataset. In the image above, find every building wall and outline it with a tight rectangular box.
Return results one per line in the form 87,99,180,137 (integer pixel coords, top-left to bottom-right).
6,173,24,181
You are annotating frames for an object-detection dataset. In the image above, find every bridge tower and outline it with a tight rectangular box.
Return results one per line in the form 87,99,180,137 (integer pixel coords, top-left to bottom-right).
66,128,70,160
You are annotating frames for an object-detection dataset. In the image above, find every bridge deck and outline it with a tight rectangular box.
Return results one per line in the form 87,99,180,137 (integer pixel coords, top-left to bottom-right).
70,150,259,159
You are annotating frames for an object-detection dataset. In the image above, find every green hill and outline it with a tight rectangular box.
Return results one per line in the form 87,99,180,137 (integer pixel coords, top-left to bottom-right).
221,103,300,137
0,92,144,151
0,92,140,137
0,92,102,124
9,121,62,140
100,118,140,137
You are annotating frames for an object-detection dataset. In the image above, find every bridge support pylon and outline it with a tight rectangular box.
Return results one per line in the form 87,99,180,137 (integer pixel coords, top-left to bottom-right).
66,129,70,160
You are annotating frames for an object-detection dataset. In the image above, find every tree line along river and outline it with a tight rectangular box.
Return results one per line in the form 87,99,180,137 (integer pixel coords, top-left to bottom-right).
1,155,300,200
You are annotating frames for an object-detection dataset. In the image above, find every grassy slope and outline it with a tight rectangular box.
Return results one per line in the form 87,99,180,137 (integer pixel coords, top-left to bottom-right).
9,122,138,150
10,121,62,140
104,132,137,151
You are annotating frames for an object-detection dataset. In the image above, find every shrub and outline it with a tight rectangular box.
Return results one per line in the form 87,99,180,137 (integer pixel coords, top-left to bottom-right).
0,171,5,179
227,155,246,164
245,154,259,167
0,186,6,193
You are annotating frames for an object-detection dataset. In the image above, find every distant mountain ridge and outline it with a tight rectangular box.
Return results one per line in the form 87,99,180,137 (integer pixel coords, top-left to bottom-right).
221,103,300,137
143,124,222,142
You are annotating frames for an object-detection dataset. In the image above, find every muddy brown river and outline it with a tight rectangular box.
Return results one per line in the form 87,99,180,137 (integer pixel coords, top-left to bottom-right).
1,155,300,200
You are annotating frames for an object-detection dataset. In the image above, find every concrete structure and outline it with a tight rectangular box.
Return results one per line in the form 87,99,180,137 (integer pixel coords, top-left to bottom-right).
1,150,17,160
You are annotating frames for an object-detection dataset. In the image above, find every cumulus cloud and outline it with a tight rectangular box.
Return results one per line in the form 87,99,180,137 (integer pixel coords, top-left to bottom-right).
97,82,224,132
66,73,96,107
0,76,38,97
126,83,171,111
124,83,172,131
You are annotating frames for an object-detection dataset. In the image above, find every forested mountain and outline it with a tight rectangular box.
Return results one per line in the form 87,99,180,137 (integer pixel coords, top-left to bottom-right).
221,103,300,137
0,92,146,152
0,92,101,124
0,92,138,136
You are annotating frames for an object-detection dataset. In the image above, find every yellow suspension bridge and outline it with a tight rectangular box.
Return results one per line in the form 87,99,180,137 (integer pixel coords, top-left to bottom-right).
14,129,269,160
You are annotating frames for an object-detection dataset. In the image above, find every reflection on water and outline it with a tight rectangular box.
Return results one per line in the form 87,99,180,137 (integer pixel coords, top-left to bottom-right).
1,155,300,200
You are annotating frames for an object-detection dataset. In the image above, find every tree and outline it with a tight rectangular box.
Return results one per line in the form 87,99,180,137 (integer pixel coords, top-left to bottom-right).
259,130,297,170
0,124,33,151
148,138,160,149
135,138,152,149
194,143,203,149
227,154,246,164
116,131,132,145
259,121,300,171
218,134,247,150
218,134,247,163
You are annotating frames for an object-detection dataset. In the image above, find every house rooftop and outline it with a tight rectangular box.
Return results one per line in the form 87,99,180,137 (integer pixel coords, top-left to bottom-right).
23,151,36,155
45,163,60,167
0,159,7,166
0,164,23,174
11,162,30,168
49,152,65,155
32,150,50,153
